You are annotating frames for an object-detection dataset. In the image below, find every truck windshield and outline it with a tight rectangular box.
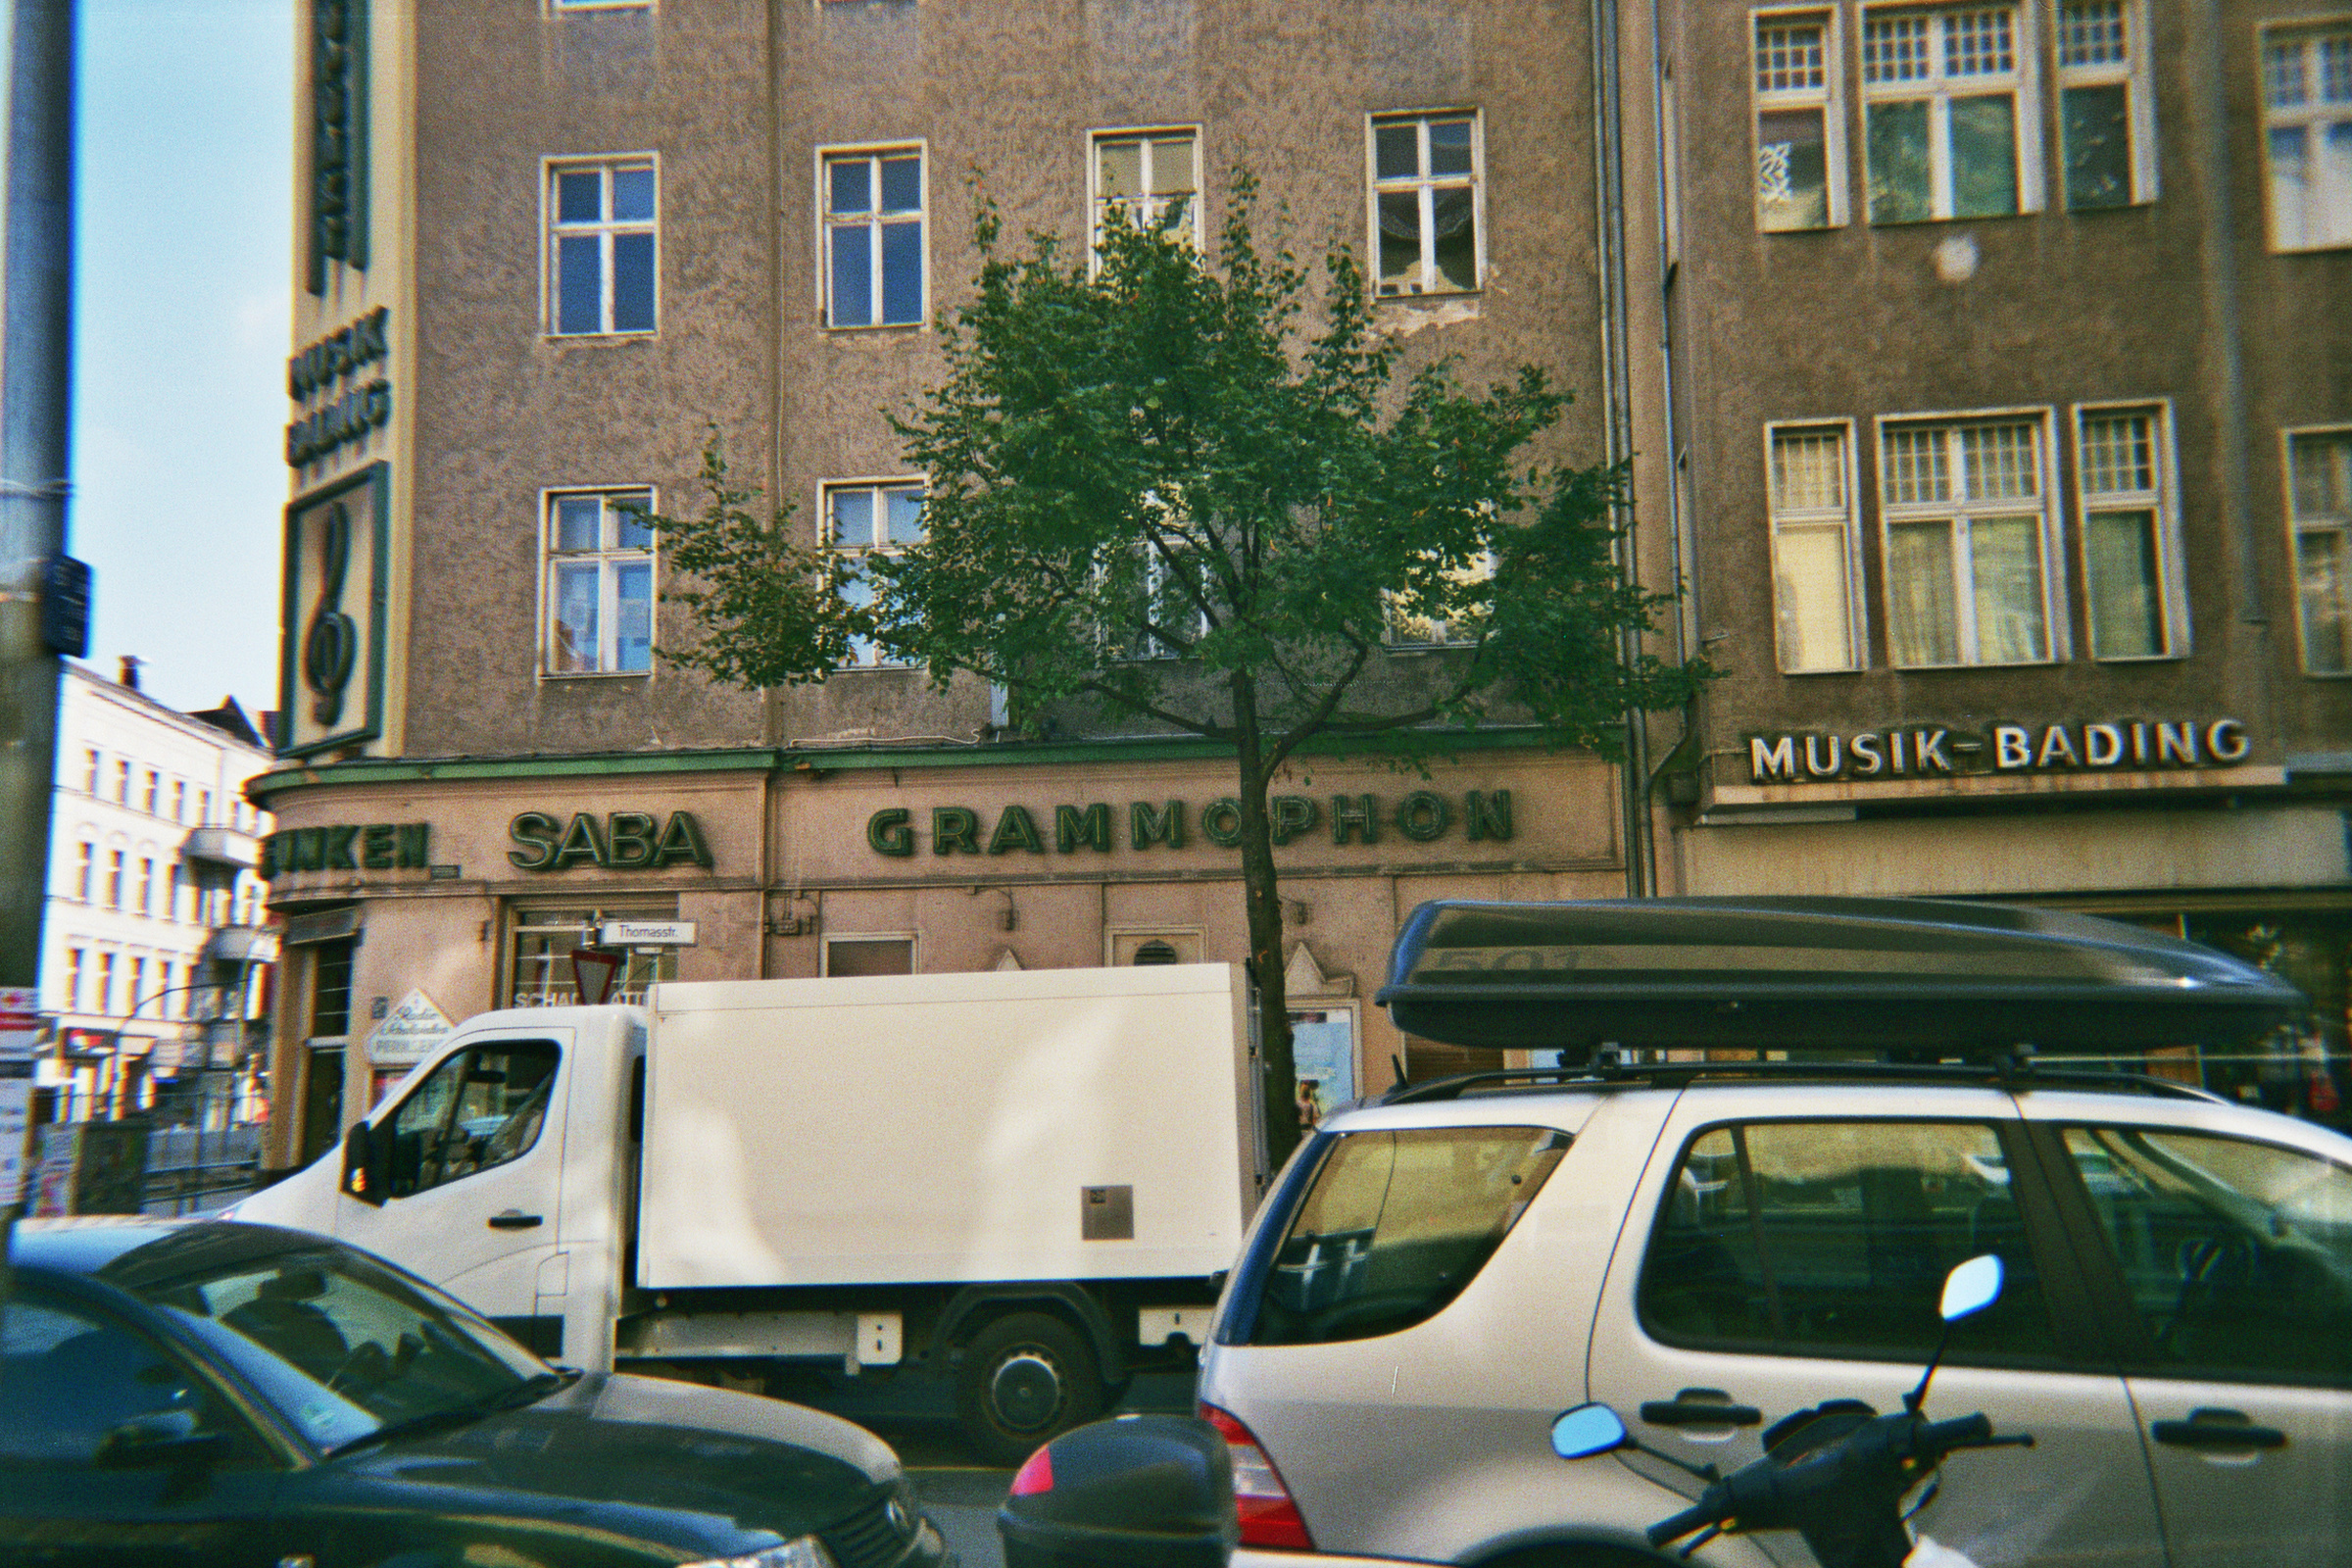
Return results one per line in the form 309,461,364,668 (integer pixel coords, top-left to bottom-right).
103,1232,548,1453
1240,1125,1569,1346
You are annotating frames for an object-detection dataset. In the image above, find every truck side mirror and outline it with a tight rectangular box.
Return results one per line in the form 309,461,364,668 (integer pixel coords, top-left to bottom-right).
998,1415,1237,1568
341,1120,386,1206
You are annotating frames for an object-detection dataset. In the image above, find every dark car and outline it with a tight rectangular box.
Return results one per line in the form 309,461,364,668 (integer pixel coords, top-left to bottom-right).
1,1217,954,1568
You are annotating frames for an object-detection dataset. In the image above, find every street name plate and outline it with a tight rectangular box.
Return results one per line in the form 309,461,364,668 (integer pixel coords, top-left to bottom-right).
601,920,697,948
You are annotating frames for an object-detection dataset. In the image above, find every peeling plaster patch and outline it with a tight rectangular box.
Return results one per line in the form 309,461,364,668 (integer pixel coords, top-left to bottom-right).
1378,296,1483,338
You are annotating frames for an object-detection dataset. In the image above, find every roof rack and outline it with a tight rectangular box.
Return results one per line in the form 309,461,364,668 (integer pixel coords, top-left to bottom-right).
1379,1058,2231,1106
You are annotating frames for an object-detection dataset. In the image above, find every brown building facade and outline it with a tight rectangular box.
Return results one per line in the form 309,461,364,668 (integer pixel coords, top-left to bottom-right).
258,0,1642,1171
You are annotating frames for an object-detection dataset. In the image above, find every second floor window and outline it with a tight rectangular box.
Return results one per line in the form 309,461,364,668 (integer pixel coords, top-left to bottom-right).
1879,414,2057,667
1370,111,1483,297
825,481,923,666
1861,6,2037,222
824,148,925,328
548,159,658,336
2292,428,2352,674
1754,11,1845,230
545,490,655,675
2263,24,2352,252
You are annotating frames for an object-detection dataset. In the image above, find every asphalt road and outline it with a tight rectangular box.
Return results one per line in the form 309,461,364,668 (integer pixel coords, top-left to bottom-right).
872,1371,1200,1568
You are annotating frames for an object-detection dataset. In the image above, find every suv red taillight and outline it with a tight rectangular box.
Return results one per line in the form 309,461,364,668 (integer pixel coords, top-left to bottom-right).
1200,1401,1315,1549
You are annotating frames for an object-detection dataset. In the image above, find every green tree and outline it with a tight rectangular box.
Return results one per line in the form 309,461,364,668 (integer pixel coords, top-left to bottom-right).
654,177,1707,1168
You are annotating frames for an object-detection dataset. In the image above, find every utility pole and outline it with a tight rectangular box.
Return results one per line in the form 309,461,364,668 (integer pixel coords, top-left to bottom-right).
1,0,80,1243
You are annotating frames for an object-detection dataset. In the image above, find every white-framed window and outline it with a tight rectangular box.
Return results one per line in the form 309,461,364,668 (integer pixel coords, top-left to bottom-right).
1106,538,1213,661
199,789,213,825
172,779,186,823
141,770,159,814
824,933,915,976
63,948,83,1013
1385,552,1496,649
823,479,923,666
1092,127,1201,261
72,842,92,902
98,952,116,1015
1753,9,1847,230
138,858,156,917
543,488,656,675
1877,411,2062,667
546,157,658,336
113,759,130,804
1767,420,1866,671
81,750,100,794
106,850,126,909
2262,23,2352,251
1861,5,2042,222
169,862,185,922
2054,0,2155,209
1368,110,1484,297
2073,402,2183,660
2289,426,2352,674
821,145,926,328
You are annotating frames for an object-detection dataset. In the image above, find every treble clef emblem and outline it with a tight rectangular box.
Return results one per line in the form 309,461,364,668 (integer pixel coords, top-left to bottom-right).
303,501,359,725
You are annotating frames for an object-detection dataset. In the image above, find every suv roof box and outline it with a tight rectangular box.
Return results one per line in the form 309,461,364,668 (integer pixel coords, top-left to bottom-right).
1376,897,2304,1056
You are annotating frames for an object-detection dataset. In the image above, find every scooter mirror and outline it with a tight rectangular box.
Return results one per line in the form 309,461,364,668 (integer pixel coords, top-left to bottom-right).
1939,1253,2004,1323
1550,1403,1631,1460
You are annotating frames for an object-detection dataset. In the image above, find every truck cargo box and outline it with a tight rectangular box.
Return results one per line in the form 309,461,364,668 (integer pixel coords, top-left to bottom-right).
638,963,1258,1292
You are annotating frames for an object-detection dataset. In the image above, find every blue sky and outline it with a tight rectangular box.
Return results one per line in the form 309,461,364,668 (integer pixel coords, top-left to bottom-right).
72,0,291,716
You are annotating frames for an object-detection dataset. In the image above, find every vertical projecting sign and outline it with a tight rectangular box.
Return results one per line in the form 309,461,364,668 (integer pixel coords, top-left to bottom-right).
280,464,390,758
308,0,370,294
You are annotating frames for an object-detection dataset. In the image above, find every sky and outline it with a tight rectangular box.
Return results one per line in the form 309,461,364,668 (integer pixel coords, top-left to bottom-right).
70,0,292,716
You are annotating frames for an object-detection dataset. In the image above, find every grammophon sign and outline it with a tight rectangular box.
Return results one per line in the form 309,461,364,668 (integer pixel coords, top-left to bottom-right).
866,791,1516,858
1747,718,2251,784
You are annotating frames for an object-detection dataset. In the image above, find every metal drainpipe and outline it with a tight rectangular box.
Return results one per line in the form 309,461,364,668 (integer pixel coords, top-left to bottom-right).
1592,0,1650,897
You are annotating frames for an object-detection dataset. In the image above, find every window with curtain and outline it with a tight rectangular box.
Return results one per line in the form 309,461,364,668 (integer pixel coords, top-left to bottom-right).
1769,422,1862,670
1862,6,2035,222
543,490,655,675
2077,405,2178,659
1753,11,1844,230
2262,24,2352,251
1880,416,2056,667
1370,111,1483,296
2291,428,2352,674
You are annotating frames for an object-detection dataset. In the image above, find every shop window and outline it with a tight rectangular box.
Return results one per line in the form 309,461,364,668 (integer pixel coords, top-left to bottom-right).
510,906,678,1005
824,935,914,977
1369,110,1484,296
544,489,656,675
546,157,658,336
1753,9,1846,230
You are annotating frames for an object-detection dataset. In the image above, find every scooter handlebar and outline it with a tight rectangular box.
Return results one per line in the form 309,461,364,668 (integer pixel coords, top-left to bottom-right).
1646,1500,1723,1549
1918,1412,1994,1456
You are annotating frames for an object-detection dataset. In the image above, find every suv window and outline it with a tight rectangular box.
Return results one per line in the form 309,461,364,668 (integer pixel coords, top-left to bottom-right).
2063,1126,2352,1386
1640,1119,2061,1364
384,1041,561,1198
1242,1125,1569,1346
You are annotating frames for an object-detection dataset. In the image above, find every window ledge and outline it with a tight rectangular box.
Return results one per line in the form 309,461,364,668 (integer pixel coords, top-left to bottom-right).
1886,659,2063,672
820,320,928,335
2088,652,2188,664
542,330,659,345
540,669,653,681
1776,665,1868,676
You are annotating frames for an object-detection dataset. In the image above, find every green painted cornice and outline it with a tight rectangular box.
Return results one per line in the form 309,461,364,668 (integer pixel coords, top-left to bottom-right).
245,728,1582,803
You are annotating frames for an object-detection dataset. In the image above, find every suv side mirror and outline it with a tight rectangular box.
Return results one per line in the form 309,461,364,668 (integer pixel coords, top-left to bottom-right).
997,1415,1237,1568
1939,1253,2003,1323
340,1120,386,1206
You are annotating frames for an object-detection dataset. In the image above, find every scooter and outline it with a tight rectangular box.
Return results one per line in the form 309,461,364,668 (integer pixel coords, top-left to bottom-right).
997,1253,2033,1568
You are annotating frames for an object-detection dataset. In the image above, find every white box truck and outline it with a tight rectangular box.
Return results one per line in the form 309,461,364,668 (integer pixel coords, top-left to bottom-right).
231,962,1265,1460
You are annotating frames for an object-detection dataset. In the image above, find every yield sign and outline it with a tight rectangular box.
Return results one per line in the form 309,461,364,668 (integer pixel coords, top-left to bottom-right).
571,948,627,1007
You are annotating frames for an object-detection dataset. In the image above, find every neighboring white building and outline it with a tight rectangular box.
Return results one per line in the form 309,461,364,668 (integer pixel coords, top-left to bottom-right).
38,660,278,1126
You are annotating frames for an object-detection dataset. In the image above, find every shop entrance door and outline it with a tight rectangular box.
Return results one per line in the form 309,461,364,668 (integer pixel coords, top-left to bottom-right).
298,1046,344,1168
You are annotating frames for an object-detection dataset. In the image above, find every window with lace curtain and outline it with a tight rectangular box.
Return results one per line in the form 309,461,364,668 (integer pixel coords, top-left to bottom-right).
1877,414,2060,667
1768,421,1864,670
1753,10,1846,230
2291,428,2352,674
2075,403,2183,660
1369,111,1483,297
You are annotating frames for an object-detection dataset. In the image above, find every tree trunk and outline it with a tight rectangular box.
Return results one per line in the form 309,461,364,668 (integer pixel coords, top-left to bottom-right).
1230,676,1302,1173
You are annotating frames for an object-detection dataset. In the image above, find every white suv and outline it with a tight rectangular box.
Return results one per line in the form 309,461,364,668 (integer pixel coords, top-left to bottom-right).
1198,900,2349,1568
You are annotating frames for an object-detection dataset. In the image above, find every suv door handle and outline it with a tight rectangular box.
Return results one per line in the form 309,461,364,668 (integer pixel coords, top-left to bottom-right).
488,1210,544,1230
1641,1390,1763,1428
2151,1408,2286,1451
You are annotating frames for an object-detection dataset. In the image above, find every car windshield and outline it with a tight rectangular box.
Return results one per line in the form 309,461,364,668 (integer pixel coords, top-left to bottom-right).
99,1227,550,1454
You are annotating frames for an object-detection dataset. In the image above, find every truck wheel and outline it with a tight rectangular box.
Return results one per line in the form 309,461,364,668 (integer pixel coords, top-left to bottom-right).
956,1311,1102,1467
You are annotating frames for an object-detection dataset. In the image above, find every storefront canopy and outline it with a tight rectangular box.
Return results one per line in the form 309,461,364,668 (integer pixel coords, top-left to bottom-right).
1378,897,2308,1055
